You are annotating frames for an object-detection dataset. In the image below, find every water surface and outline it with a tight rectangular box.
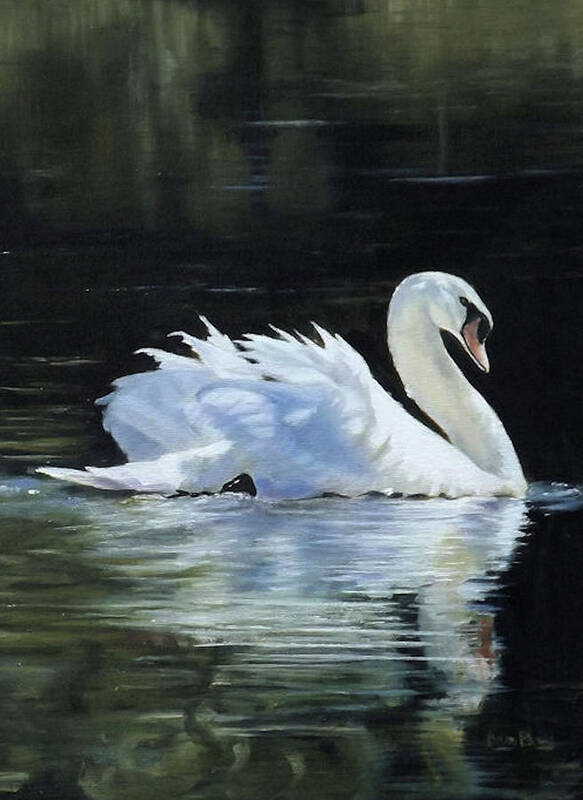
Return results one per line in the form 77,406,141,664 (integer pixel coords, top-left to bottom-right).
1,474,582,798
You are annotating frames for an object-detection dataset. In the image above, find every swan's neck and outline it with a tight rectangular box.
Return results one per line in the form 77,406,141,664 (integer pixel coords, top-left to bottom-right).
388,307,526,493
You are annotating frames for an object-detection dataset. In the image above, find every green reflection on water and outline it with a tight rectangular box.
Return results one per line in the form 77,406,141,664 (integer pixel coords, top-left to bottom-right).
1,0,583,238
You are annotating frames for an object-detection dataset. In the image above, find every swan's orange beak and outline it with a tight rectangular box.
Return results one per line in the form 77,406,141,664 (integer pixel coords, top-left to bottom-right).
462,317,490,373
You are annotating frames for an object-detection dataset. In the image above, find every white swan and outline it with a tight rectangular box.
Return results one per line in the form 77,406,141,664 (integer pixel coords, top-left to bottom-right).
38,271,526,499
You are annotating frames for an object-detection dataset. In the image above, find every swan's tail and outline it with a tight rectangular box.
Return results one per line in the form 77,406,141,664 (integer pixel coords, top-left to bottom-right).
37,465,152,492
37,440,237,494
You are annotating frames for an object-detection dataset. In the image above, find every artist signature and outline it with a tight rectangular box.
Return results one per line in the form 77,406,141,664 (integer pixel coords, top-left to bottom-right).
486,730,554,750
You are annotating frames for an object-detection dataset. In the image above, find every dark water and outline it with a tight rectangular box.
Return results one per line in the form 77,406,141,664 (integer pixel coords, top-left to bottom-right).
2,1,583,797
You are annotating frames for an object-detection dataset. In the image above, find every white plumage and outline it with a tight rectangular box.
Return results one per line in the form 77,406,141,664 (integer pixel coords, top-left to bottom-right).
38,272,527,499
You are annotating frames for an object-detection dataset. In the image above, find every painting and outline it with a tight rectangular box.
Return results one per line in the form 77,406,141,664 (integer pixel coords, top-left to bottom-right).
1,1,583,797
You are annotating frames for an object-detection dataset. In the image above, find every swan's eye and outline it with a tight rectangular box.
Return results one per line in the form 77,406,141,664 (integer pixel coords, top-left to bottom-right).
459,296,469,307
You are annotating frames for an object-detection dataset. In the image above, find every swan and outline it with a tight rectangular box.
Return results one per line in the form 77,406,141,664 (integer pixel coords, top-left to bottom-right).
37,271,527,499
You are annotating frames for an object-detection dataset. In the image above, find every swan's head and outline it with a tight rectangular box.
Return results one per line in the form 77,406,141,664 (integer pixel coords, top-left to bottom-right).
389,271,493,372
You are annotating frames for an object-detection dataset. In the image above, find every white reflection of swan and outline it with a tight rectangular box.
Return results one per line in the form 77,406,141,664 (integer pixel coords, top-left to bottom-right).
77,492,528,714
38,272,526,498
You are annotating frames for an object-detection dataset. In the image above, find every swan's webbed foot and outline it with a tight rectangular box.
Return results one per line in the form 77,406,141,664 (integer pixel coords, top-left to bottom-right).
169,473,257,499
220,473,257,497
